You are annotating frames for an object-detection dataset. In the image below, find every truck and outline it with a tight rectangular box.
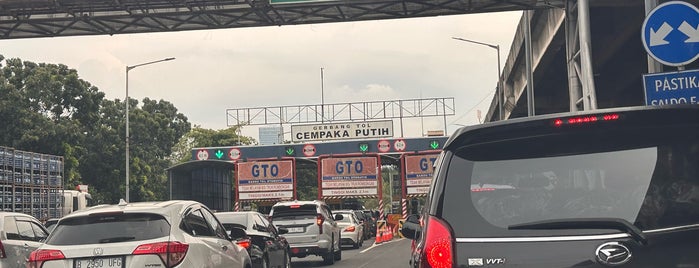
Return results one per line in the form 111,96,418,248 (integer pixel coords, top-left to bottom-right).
61,189,91,216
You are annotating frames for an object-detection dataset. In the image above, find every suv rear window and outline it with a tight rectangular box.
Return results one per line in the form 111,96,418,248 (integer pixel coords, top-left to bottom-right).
271,204,317,219
46,213,170,245
441,124,699,238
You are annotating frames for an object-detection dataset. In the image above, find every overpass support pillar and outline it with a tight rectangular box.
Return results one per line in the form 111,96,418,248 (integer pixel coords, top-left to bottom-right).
565,0,598,112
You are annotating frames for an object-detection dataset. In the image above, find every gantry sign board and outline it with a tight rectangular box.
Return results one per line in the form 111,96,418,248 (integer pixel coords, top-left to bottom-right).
291,120,393,142
401,152,440,198
235,159,296,201
318,154,382,200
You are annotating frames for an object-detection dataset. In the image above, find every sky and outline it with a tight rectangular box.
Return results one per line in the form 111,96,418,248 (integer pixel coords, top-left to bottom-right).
1,11,522,141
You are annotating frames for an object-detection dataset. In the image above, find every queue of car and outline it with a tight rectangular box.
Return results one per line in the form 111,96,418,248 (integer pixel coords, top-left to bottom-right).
1,199,377,268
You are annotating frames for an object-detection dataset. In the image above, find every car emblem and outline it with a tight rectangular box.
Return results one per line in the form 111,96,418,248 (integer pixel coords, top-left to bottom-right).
93,248,104,256
595,242,631,266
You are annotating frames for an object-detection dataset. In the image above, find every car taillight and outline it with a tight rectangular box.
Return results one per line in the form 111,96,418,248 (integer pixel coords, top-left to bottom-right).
133,241,189,268
27,249,65,268
317,214,325,234
344,226,356,232
236,239,251,249
420,216,453,268
553,113,620,127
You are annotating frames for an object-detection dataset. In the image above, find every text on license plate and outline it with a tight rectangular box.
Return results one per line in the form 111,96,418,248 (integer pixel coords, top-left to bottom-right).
287,227,304,233
74,256,125,268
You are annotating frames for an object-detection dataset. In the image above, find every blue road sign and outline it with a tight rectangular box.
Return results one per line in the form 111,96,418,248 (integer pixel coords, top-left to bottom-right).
642,1,699,66
643,69,699,106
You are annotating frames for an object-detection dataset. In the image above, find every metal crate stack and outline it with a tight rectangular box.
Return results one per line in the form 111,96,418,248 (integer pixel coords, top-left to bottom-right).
0,146,64,221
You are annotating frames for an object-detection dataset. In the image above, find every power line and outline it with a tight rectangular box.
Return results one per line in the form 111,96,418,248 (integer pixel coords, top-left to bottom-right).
449,90,495,125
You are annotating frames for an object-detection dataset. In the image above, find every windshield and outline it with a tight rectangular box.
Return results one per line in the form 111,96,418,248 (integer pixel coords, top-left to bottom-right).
443,133,699,237
46,213,170,245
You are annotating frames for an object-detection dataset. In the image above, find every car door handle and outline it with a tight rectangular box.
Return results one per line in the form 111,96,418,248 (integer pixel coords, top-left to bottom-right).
23,243,29,249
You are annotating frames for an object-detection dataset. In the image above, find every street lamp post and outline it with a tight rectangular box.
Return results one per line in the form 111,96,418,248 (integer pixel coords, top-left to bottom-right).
452,37,504,121
125,57,175,202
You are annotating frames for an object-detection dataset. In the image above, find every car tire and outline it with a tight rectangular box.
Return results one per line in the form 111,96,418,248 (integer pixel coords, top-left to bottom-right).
322,238,335,265
353,240,360,249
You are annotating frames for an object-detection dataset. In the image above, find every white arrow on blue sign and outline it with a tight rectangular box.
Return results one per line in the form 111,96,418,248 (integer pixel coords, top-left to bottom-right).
642,1,699,66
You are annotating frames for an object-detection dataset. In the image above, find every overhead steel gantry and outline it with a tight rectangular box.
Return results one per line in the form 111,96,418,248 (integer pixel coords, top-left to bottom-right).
0,0,566,39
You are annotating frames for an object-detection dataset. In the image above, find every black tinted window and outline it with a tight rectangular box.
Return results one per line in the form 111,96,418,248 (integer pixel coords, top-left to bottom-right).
442,127,699,237
47,213,170,245
271,204,317,219
181,210,215,237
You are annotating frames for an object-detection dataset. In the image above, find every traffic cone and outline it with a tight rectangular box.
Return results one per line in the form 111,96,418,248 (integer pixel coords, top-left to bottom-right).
375,226,383,244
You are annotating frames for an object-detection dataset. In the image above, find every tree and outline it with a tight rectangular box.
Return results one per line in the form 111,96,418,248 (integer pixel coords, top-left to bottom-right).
170,125,256,164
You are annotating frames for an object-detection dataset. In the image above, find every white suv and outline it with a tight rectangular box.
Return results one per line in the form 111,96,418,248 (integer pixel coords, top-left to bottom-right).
27,200,251,268
269,200,343,265
0,212,49,268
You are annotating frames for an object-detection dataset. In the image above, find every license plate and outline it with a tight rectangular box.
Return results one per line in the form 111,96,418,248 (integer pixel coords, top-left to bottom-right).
287,227,304,233
74,256,125,268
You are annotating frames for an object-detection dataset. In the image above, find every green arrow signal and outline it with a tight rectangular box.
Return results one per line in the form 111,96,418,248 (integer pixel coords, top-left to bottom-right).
285,147,295,156
215,150,224,159
430,141,440,150
359,144,369,152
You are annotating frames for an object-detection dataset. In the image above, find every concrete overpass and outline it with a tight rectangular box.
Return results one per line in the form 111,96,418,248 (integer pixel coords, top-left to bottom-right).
483,0,699,122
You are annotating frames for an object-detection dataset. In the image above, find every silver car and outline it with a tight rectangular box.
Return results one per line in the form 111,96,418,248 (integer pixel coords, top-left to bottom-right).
27,200,251,268
269,200,343,265
0,212,49,268
333,210,364,249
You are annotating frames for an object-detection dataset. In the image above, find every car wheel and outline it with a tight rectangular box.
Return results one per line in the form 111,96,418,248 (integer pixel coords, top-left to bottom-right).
334,239,342,260
322,238,335,265
352,240,360,249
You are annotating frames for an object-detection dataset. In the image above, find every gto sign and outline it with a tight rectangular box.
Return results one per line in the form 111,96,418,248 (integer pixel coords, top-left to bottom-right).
292,120,393,142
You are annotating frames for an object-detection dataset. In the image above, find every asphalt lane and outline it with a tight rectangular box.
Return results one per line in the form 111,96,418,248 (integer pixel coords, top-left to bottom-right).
291,238,411,268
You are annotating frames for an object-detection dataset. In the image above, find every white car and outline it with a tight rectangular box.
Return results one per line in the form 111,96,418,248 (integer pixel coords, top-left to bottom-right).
27,200,251,268
0,212,50,268
333,210,364,249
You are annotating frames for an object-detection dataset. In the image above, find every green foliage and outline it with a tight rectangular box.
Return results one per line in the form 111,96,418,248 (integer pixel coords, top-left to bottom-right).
0,55,196,204
170,125,256,164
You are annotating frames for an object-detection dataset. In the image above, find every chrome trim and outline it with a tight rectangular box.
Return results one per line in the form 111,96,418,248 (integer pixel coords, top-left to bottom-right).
456,233,629,243
456,224,699,243
644,224,699,234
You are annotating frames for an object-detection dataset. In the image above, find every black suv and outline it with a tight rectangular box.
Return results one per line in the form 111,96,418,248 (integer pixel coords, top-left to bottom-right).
402,105,699,268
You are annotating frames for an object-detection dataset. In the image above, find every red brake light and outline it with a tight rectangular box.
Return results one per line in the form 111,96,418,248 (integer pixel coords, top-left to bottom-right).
290,205,301,209
421,216,453,268
133,242,189,268
27,249,65,268
236,239,251,249
317,214,325,234
553,113,620,127
344,226,356,232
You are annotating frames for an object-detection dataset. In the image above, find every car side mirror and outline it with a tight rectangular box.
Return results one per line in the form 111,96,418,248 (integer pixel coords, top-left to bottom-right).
278,227,289,235
401,214,422,240
229,227,247,240
334,214,344,221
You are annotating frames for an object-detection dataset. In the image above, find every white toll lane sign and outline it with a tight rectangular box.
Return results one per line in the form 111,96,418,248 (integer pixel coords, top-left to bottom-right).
319,155,381,199
236,159,295,201
292,120,393,142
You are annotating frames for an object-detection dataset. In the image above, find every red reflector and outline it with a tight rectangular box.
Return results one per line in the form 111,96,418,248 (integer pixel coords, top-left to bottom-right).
133,242,189,268
290,205,301,209
421,216,453,268
554,113,619,127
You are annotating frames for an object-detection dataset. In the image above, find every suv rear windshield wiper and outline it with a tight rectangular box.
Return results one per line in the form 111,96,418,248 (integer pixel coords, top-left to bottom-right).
508,218,647,245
